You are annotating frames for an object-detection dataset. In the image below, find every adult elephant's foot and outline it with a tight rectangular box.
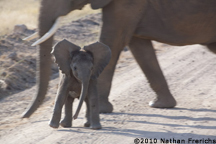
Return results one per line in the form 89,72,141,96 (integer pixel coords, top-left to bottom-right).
149,97,177,108
90,123,102,130
49,120,59,128
84,121,90,127
60,119,72,128
99,100,113,113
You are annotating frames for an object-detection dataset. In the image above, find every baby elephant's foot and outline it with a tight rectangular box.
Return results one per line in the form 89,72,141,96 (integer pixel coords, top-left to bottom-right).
90,123,102,130
49,120,60,128
60,119,72,128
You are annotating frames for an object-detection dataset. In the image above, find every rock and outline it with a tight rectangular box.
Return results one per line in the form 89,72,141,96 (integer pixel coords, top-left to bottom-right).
0,40,5,44
1,72,7,77
123,46,129,51
14,24,27,33
0,80,7,90
8,52,17,60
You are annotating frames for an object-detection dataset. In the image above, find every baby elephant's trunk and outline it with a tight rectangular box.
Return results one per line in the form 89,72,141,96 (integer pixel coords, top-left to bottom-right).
73,79,90,119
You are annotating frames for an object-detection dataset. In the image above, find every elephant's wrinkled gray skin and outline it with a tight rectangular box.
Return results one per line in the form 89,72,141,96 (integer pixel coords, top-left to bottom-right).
22,0,216,118
49,39,111,129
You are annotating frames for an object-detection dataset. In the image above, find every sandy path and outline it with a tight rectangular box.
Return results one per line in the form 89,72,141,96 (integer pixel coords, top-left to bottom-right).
0,43,216,144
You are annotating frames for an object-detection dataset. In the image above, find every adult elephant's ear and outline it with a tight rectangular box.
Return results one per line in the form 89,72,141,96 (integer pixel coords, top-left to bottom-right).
90,0,112,9
51,39,80,75
84,42,111,79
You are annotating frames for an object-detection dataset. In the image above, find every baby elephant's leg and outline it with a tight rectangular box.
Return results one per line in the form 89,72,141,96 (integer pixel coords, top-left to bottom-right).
88,79,101,130
60,95,74,128
84,98,90,127
49,75,70,128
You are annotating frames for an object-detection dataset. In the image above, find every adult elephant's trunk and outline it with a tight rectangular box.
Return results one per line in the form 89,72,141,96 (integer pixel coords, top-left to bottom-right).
73,79,90,120
22,5,58,118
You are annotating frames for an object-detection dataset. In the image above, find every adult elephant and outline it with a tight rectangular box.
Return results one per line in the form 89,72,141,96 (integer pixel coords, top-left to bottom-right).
22,0,216,118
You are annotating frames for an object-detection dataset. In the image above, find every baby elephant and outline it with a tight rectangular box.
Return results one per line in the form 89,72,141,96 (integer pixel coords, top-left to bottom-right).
49,39,111,130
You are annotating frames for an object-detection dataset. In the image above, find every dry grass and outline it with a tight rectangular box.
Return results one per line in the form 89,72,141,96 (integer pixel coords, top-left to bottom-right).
0,0,39,35
0,0,100,36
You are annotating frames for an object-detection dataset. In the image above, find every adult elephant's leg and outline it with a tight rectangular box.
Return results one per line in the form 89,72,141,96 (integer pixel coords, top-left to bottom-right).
98,0,146,113
207,42,216,53
97,42,123,113
129,37,176,108
60,95,74,128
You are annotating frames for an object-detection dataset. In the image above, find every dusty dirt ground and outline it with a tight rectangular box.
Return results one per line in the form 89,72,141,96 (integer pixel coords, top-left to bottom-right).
0,13,216,144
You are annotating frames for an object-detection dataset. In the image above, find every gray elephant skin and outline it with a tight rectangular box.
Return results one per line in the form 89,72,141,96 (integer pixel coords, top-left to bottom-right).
49,39,111,129
22,0,216,118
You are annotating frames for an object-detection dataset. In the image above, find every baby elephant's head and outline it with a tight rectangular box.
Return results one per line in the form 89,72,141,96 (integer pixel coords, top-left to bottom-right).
51,39,111,81
70,50,94,82
51,39,111,119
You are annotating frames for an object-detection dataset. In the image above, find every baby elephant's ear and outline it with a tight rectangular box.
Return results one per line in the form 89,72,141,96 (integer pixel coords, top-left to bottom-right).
51,39,81,75
84,42,111,79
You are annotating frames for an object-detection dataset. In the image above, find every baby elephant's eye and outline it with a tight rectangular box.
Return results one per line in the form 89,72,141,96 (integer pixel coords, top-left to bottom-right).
74,67,77,70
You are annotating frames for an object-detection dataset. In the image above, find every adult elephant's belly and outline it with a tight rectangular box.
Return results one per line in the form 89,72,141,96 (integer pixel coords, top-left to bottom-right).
134,0,216,46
